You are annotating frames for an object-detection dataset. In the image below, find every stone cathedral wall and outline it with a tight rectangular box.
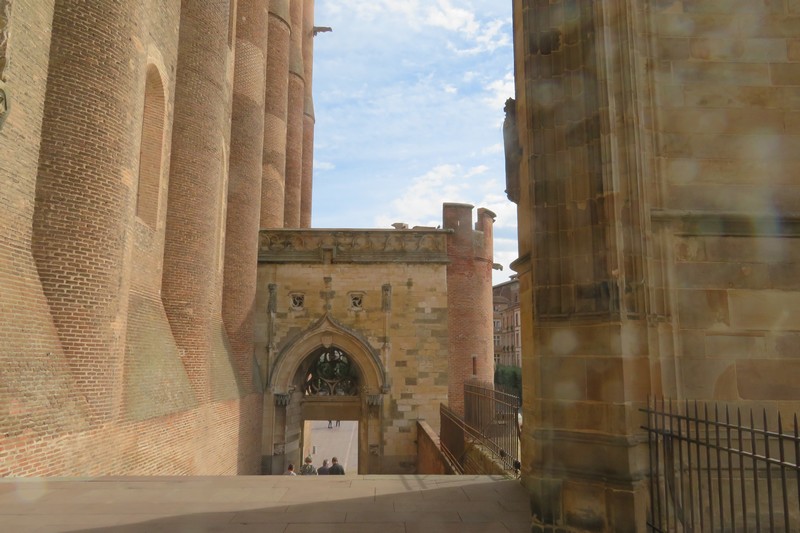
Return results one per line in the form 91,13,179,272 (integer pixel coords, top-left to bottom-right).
647,1,800,407
511,0,800,531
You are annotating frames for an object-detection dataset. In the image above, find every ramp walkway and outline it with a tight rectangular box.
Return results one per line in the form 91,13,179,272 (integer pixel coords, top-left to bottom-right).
1,475,530,532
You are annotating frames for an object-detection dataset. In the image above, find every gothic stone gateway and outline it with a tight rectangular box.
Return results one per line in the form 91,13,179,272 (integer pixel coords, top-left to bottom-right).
255,228,452,474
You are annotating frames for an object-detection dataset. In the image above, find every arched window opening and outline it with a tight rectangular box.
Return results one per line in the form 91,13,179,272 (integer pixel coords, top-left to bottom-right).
302,346,359,397
136,65,166,228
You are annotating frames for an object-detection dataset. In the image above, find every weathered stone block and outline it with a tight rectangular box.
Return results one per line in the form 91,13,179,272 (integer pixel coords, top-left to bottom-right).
563,481,606,532
729,290,800,330
672,61,771,85
677,289,730,328
771,62,800,85
704,333,767,359
737,360,800,400
679,359,738,399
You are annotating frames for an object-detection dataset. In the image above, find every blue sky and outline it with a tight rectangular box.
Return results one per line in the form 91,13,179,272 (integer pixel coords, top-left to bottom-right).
311,0,517,285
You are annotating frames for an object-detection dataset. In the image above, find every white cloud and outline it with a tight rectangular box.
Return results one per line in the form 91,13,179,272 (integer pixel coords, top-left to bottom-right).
492,242,519,284
425,0,480,35
314,160,336,171
465,165,489,178
481,143,504,155
313,0,518,278
484,72,515,110
327,0,509,56
447,19,511,56
373,163,489,228
481,194,517,229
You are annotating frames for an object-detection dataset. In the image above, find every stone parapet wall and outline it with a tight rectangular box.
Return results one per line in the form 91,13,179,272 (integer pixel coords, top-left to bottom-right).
463,444,508,477
259,228,450,263
416,420,451,475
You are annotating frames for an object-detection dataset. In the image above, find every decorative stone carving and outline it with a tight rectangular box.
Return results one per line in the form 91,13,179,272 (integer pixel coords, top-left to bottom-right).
268,283,277,313
531,29,561,55
349,292,363,311
302,347,358,397
651,210,800,238
0,0,10,130
274,393,290,406
258,229,449,264
367,394,382,406
382,283,392,312
0,0,10,82
0,88,7,129
320,333,333,348
290,293,304,310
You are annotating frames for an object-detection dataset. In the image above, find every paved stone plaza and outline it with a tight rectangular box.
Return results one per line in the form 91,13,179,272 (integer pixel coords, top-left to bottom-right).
0,475,530,532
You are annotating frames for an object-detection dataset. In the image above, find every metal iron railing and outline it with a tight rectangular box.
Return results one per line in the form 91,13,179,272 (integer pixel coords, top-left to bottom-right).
463,379,521,471
642,398,800,532
440,403,466,474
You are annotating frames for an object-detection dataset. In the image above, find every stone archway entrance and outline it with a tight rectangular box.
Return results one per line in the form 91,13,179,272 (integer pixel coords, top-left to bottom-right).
298,345,363,473
262,315,386,475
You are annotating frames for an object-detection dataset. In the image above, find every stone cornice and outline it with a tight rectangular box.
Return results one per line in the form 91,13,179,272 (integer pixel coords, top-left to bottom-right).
509,253,531,274
651,210,800,237
258,229,451,264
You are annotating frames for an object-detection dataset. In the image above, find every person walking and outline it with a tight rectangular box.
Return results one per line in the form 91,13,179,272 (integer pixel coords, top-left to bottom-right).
328,456,345,475
284,463,296,476
299,456,317,475
317,459,330,475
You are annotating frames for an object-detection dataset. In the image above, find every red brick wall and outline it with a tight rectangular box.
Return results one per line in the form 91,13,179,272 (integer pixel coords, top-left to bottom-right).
224,0,269,391
0,0,91,468
261,0,290,228
300,0,315,228
444,203,496,415
32,0,143,423
162,0,240,404
125,0,187,424
2,395,262,476
283,0,305,228
1,0,266,477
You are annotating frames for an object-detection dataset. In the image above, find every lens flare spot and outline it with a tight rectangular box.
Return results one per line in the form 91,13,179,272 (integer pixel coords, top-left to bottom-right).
550,329,578,355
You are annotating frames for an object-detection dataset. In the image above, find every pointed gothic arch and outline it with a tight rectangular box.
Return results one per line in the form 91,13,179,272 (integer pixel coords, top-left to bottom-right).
264,313,387,475
268,313,387,396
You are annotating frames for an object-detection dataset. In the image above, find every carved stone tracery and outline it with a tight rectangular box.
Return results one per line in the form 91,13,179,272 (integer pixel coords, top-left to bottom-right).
0,0,10,129
0,0,11,82
258,229,448,263
302,346,359,397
